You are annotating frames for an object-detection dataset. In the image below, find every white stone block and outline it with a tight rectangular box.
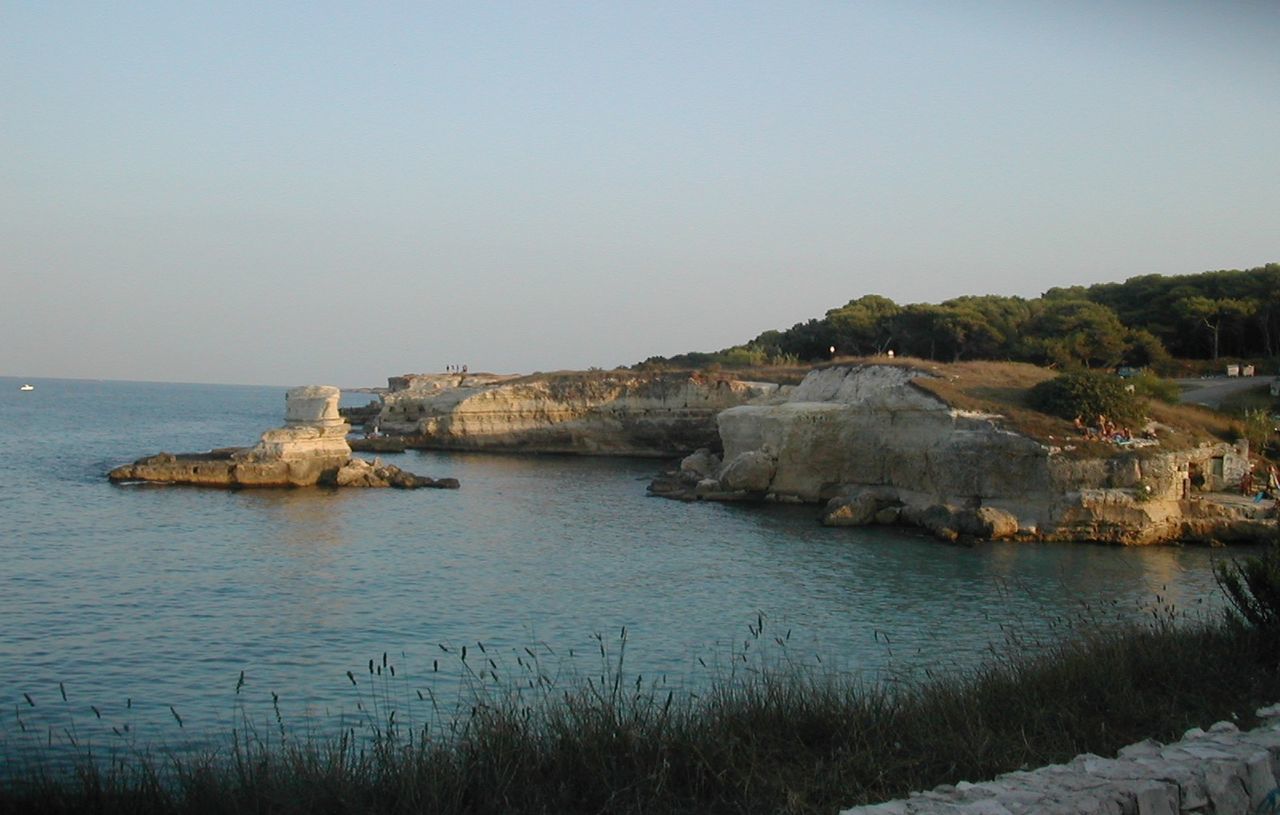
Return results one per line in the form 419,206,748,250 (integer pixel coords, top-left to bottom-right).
1246,750,1278,809
950,800,1015,814
838,802,911,815
1117,739,1163,760
284,385,345,426
1132,781,1177,815
1202,760,1249,813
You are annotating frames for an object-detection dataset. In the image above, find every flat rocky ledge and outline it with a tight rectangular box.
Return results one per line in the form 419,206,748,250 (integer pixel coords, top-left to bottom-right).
841,705,1280,815
108,451,459,489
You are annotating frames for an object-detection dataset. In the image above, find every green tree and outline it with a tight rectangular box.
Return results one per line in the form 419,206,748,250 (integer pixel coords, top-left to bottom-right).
1020,300,1128,369
1027,369,1143,427
1121,328,1171,368
890,304,949,360
1177,296,1256,360
825,294,900,356
776,318,836,361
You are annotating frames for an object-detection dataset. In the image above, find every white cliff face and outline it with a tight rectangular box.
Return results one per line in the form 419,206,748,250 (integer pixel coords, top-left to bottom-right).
250,385,351,462
718,367,1049,505
685,364,1268,545
377,373,785,456
786,364,946,408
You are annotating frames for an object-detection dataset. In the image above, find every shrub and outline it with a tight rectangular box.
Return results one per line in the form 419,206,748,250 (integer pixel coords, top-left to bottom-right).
719,346,768,367
1242,408,1275,457
1127,370,1181,404
1216,543,1280,631
1027,369,1142,427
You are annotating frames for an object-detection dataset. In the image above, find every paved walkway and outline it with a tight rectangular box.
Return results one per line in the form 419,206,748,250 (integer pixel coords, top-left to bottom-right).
1176,376,1271,409
840,705,1280,815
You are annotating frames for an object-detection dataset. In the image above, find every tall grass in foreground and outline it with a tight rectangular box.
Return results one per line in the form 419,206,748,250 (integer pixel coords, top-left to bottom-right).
3,607,1278,814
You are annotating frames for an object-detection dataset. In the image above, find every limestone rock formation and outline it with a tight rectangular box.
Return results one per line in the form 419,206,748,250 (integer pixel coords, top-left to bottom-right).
372,371,786,456
109,386,450,490
650,364,1276,546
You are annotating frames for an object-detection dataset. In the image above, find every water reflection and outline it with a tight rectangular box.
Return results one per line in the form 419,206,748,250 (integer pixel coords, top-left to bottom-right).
0,379,1243,759
240,487,354,551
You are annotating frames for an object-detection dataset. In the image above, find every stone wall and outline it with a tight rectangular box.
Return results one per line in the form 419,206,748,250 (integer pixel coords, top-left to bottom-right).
840,706,1280,815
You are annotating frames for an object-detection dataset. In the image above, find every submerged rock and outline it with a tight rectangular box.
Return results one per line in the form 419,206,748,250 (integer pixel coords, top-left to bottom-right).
109,386,452,490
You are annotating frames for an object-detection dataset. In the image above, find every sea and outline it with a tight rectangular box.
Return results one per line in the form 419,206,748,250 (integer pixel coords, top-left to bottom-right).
0,376,1237,763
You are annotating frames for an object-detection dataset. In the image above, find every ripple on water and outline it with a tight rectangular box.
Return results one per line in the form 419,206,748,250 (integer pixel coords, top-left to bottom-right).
0,377,1234,759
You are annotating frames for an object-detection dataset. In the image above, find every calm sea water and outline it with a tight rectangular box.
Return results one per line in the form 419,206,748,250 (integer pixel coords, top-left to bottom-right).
0,376,1233,759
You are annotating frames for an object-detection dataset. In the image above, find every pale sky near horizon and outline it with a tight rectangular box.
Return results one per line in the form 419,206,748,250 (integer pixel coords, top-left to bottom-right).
4,2,1278,387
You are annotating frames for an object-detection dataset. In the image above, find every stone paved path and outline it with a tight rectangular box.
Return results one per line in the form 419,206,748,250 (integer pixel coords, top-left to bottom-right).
840,705,1280,815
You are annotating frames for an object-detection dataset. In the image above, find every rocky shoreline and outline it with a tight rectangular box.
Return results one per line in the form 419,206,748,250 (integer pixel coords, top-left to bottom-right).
648,364,1278,546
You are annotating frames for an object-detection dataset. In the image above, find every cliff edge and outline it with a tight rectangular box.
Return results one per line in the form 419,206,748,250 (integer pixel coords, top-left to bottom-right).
370,370,786,457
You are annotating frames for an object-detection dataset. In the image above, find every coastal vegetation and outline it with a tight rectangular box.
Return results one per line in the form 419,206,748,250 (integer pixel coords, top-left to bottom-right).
638,263,1280,372
4,571,1279,815
1026,369,1143,428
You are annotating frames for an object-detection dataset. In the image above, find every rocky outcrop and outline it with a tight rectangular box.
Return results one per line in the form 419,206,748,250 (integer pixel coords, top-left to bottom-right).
840,705,1280,814
109,386,451,490
333,457,459,489
650,364,1277,545
373,371,786,457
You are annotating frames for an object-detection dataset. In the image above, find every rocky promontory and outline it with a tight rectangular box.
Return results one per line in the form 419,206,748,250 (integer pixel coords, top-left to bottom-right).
651,362,1278,546
366,370,786,456
109,386,457,489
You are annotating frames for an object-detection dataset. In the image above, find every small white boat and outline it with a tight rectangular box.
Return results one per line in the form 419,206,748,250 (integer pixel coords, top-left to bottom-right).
19,384,34,391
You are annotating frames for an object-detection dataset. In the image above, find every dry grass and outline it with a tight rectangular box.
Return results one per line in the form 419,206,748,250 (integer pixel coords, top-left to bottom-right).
507,366,811,388
816,356,1244,455
1146,401,1243,447
3,614,1276,815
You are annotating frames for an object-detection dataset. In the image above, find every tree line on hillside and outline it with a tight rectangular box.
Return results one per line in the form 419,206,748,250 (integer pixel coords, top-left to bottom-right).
639,264,1280,371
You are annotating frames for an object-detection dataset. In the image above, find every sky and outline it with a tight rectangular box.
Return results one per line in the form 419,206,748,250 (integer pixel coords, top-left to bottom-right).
3,2,1278,387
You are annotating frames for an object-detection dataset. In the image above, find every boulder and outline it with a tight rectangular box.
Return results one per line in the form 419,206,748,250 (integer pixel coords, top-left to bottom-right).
680,448,721,480
956,506,1021,540
902,504,962,542
333,458,459,489
822,492,882,527
719,449,777,493
873,506,902,525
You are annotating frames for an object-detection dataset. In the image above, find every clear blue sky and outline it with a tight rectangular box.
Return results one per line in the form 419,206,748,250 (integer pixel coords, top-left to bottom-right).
3,2,1277,386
